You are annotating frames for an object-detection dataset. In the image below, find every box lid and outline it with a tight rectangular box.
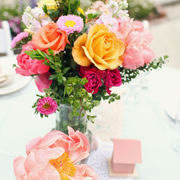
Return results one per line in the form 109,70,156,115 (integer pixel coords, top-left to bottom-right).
112,139,142,164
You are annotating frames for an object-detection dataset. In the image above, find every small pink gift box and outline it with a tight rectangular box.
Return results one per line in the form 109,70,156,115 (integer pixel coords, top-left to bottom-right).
111,139,142,175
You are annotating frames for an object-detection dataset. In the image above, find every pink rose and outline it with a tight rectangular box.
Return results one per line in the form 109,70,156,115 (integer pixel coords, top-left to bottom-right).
35,72,52,92
14,128,98,180
79,66,103,94
104,69,122,95
16,42,49,76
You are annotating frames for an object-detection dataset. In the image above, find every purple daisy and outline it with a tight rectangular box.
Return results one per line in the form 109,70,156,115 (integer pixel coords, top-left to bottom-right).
37,97,58,115
57,15,84,34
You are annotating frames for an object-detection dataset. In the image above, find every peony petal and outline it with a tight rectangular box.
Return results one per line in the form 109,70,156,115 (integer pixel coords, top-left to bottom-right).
75,164,99,180
13,156,27,180
26,137,42,155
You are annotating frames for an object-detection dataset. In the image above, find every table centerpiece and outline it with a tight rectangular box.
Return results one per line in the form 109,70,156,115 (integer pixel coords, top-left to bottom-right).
11,0,168,149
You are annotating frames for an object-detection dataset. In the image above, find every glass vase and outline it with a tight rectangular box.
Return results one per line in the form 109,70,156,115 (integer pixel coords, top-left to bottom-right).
56,104,98,154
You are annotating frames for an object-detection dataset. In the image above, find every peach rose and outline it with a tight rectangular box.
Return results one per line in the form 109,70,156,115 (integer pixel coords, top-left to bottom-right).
72,24,125,70
32,22,69,54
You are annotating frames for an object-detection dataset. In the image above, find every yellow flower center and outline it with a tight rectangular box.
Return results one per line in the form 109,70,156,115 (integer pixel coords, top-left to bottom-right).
65,20,76,28
49,153,76,180
42,103,50,110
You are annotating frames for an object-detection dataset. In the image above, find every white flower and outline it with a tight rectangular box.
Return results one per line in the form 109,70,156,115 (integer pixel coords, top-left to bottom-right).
22,7,52,33
108,0,119,12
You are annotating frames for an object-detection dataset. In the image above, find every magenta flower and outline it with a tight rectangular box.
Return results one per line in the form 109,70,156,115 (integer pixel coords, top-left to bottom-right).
15,42,49,76
79,66,103,94
37,97,58,115
104,69,122,95
11,32,29,48
35,72,52,92
57,15,84,34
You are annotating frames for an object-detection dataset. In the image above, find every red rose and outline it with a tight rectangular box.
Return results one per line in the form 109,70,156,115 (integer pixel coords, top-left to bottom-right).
104,69,122,94
79,66,102,94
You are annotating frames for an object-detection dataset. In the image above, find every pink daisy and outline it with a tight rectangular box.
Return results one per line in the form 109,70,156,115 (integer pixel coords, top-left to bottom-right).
11,32,29,48
57,15,84,34
37,97,58,115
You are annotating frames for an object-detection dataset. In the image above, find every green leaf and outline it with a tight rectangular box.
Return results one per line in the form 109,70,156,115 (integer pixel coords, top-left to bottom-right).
48,48,54,55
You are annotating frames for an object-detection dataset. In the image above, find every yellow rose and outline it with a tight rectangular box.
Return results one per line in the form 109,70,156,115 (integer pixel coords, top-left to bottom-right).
38,0,58,10
72,24,125,70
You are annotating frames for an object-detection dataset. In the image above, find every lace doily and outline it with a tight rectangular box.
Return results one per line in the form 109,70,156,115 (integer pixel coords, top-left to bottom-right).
87,143,134,180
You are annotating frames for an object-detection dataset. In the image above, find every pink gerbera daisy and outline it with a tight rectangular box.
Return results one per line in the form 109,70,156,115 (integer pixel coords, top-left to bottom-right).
57,15,84,34
37,97,58,115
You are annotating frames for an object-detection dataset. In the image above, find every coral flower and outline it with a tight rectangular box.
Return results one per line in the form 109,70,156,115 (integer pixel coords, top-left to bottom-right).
37,97,58,115
13,128,98,180
57,15,84,35
32,22,69,54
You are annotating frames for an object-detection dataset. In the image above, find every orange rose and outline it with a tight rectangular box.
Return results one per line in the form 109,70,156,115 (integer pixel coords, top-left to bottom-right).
72,24,125,70
32,22,69,54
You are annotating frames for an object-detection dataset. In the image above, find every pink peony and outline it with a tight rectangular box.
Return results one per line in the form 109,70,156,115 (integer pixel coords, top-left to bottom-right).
14,128,98,180
123,31,155,69
57,15,84,35
117,17,155,69
117,16,133,40
37,97,58,115
35,72,52,92
79,66,103,94
26,127,90,164
11,32,29,48
104,69,122,95
16,42,49,76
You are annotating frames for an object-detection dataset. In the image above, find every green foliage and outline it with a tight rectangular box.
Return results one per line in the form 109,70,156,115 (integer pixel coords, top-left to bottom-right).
26,49,168,122
26,49,99,120
127,0,156,20
43,0,84,21
87,13,101,20
119,55,168,84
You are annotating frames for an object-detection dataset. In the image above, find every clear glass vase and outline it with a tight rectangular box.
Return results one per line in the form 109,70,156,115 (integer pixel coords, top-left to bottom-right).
56,104,98,154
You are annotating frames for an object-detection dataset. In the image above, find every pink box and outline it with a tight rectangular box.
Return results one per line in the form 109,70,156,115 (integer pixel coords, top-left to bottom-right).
111,139,142,174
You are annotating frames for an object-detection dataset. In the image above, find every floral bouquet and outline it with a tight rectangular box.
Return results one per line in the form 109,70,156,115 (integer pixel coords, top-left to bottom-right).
12,0,167,135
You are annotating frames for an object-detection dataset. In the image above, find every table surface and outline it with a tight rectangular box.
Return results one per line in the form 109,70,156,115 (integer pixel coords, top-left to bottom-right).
1,64,180,180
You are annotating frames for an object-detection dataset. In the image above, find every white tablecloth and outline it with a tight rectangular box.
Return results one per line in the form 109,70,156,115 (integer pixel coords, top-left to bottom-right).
1,67,180,180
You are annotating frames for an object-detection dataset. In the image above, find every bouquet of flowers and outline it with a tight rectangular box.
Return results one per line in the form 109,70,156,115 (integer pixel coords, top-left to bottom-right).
12,0,167,135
